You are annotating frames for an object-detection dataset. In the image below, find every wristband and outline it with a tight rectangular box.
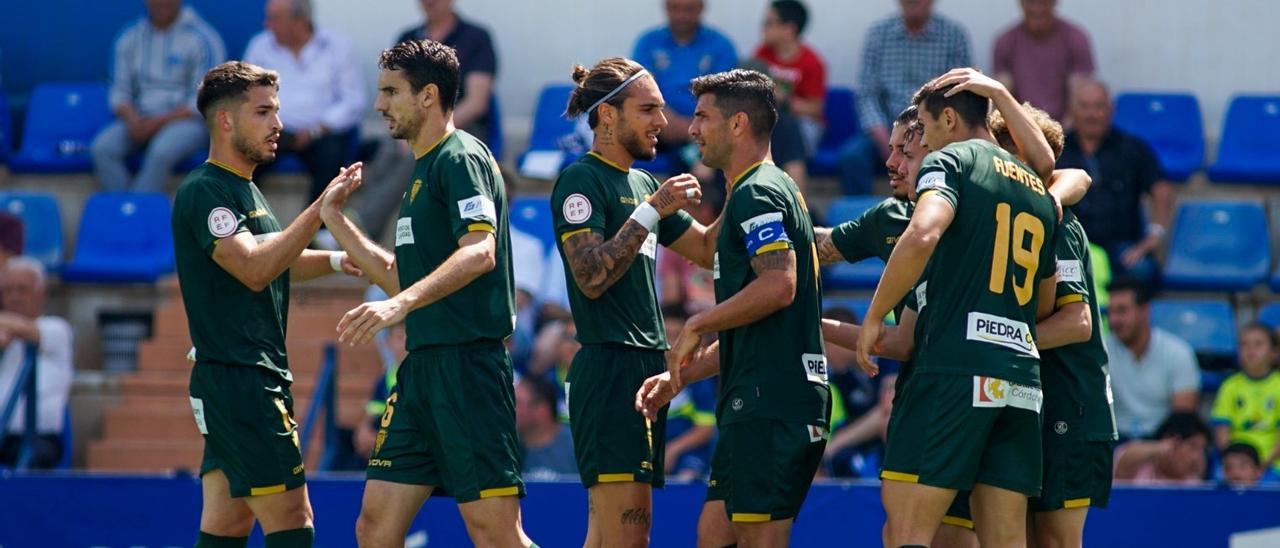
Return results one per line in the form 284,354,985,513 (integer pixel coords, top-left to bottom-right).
630,202,660,232
330,252,345,272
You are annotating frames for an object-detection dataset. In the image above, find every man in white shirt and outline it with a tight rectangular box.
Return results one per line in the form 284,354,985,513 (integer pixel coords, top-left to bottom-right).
244,0,366,203
1105,277,1200,439
0,257,73,469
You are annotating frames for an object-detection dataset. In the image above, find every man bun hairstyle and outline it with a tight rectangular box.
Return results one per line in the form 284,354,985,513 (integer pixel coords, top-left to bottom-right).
379,39,461,112
565,57,646,128
689,69,778,141
196,61,279,121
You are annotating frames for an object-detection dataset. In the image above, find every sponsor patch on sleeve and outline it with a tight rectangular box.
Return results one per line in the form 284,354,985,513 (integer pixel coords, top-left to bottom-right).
395,217,415,246
1056,259,1083,283
562,193,592,224
916,171,947,194
741,212,790,256
207,207,238,238
457,195,496,222
801,353,828,385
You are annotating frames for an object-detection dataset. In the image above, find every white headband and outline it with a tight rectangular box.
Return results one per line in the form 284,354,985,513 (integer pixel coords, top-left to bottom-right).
579,69,649,117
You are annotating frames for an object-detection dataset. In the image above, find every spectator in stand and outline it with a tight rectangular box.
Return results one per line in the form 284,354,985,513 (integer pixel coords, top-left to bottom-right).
660,304,716,480
91,0,225,192
751,0,826,189
992,0,1095,121
354,322,407,460
245,0,366,203
395,0,498,142
0,214,22,268
826,370,898,479
1211,323,1280,474
1106,277,1200,440
0,258,73,469
840,0,970,195
1056,78,1172,282
1114,412,1209,484
821,307,889,478
1222,443,1266,488
657,195,720,314
632,0,738,171
516,375,578,480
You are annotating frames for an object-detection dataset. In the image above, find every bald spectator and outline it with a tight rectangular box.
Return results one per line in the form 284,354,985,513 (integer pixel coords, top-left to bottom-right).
1056,78,1172,282
396,0,498,142
91,0,225,192
0,258,73,469
245,0,366,203
993,0,1095,121
840,0,970,195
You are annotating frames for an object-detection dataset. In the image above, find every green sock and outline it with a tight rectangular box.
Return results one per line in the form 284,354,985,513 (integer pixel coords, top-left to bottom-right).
264,527,315,548
195,531,248,548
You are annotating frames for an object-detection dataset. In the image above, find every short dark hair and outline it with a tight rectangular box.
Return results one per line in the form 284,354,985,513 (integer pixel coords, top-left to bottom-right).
1107,276,1153,306
894,104,918,128
521,376,560,423
379,39,461,112
689,69,778,141
566,57,647,128
1224,442,1262,466
196,61,279,121
823,306,859,324
1154,411,1210,442
771,0,809,35
1241,321,1280,349
913,72,991,130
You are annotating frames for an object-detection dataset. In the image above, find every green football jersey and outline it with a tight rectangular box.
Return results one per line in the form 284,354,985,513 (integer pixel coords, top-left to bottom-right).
172,161,291,382
1042,209,1117,444
910,139,1058,387
830,198,912,263
550,152,694,349
714,162,830,427
395,130,514,350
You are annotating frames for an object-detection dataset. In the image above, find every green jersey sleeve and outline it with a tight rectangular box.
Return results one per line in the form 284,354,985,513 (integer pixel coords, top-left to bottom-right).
180,180,249,255
551,164,608,243
915,147,965,210
440,150,501,241
730,183,796,257
1053,230,1089,308
830,209,880,263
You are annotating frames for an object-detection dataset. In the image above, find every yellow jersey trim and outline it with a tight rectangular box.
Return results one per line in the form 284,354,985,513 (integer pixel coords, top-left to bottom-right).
414,130,454,160
754,241,792,256
941,515,975,530
249,484,287,496
880,470,920,483
587,151,630,173
467,222,496,234
479,486,521,499
597,473,636,483
1056,294,1085,307
727,160,771,192
560,227,594,242
1063,497,1092,509
917,188,939,200
206,159,250,181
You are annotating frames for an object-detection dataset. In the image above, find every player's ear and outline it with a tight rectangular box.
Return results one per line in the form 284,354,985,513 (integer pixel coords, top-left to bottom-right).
731,111,749,138
598,102,617,129
420,83,438,111
216,107,233,133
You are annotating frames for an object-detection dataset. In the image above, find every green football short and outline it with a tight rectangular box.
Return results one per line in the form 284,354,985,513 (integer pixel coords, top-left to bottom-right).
1030,441,1114,512
189,363,305,498
706,418,826,523
566,343,668,488
881,372,1043,497
365,341,525,503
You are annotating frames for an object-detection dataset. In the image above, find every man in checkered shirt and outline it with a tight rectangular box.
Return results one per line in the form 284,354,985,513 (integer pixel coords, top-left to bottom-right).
838,0,970,195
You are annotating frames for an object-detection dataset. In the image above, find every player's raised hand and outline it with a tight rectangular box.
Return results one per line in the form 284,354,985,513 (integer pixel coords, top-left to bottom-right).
336,297,407,347
854,317,883,377
319,162,364,211
648,173,702,217
936,67,1008,100
635,371,681,421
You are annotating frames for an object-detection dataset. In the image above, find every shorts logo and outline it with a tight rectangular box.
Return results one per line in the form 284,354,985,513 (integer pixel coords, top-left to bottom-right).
563,193,592,224
374,428,388,455
207,207,237,238
731,397,744,411
292,464,304,475
457,195,496,221
916,171,946,193
369,458,393,468
1054,421,1068,435
802,353,828,385
189,397,208,435
395,217,415,246
966,312,1039,358
807,425,826,443
1056,259,1083,283
972,376,1043,413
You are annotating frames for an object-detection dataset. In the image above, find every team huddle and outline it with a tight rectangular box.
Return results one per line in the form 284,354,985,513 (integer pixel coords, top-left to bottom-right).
174,36,1115,548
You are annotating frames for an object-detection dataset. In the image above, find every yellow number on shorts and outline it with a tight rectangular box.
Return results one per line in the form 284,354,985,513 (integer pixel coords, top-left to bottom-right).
988,202,1045,306
380,392,398,428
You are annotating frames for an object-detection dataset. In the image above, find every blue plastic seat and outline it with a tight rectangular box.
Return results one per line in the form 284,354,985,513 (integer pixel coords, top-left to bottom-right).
823,195,887,289
0,192,63,271
1112,92,1204,182
1150,299,1237,358
809,87,859,176
1161,200,1268,291
518,84,580,177
1258,302,1280,331
1207,96,1280,184
10,82,112,173
0,90,11,164
61,192,174,283
509,195,556,254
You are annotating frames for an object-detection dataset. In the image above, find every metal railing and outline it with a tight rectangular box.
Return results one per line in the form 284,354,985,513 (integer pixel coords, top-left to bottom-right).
0,343,39,470
298,343,339,471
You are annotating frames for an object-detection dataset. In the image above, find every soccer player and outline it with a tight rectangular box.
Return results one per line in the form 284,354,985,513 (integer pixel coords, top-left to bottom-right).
550,56,718,547
639,68,830,547
174,61,362,548
856,72,1060,548
315,40,533,547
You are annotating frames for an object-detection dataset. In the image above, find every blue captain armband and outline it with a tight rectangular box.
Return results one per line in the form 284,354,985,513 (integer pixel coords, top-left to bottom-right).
741,212,792,256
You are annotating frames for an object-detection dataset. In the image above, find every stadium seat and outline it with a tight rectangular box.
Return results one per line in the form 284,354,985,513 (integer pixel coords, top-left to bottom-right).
823,297,871,321
518,84,579,178
1207,95,1280,184
0,90,11,164
487,93,505,161
1161,200,1268,291
1150,299,1237,361
509,195,556,254
9,82,112,173
823,195,886,289
56,405,73,470
1257,302,1280,329
1112,92,1204,181
61,192,174,283
809,87,859,176
0,192,64,271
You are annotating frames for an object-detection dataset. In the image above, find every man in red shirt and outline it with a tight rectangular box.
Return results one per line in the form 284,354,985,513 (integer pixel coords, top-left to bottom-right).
751,0,826,191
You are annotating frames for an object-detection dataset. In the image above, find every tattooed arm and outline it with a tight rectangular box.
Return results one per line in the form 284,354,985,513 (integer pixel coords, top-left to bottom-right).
561,222,652,300
815,227,847,265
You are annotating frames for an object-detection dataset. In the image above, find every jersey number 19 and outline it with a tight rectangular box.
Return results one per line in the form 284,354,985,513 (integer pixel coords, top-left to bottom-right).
988,202,1046,306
